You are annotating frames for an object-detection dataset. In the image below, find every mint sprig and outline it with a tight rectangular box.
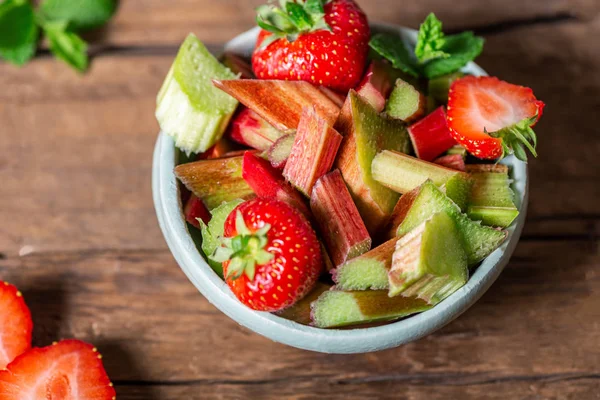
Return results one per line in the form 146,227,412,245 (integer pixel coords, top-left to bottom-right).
369,13,484,79
0,0,117,72
0,0,39,66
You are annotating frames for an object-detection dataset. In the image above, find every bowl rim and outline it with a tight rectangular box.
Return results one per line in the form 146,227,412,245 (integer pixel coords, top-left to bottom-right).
152,24,529,354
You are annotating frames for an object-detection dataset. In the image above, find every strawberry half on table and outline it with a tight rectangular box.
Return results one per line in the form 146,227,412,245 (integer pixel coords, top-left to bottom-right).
0,282,32,370
252,0,370,92
447,76,545,161
0,339,116,400
211,198,323,312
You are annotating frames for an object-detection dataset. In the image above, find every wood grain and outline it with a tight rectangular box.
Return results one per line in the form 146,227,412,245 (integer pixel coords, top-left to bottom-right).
85,0,599,48
0,235,597,398
1,1,600,398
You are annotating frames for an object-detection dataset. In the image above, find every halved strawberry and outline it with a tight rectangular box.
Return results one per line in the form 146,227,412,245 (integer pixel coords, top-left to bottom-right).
0,282,32,369
447,76,545,160
0,339,116,400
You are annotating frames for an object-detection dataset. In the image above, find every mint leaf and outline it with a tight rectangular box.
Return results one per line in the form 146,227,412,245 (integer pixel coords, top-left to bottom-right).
369,33,420,77
415,13,449,63
0,0,39,66
43,21,88,72
423,32,484,78
40,0,117,31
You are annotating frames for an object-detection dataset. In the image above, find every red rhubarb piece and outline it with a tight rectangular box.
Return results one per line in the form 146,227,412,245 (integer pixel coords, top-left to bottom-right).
283,107,343,196
242,151,310,217
310,170,372,266
407,106,457,162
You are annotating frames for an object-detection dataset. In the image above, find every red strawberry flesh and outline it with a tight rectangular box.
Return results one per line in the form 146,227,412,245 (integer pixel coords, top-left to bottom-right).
0,282,32,370
0,339,116,400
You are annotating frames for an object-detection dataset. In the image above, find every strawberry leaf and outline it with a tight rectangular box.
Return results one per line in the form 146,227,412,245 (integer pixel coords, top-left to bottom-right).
488,116,539,162
369,33,420,77
285,2,312,31
415,13,449,63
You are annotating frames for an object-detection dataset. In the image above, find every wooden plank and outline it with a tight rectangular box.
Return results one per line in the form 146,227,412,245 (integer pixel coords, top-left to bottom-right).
116,378,600,400
0,237,597,386
88,0,599,47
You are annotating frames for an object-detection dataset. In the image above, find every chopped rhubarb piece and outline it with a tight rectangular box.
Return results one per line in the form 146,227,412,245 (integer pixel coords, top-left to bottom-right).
198,138,236,160
310,170,371,266
221,52,254,79
442,173,473,211
283,107,343,196
319,86,346,107
433,154,466,171
356,60,408,112
310,290,431,328
275,282,331,325
267,134,295,169
371,150,467,194
428,72,464,104
212,79,340,131
332,238,397,290
389,212,468,304
388,180,507,266
228,107,285,151
242,151,310,217
407,106,456,161
184,195,211,228
175,156,255,210
335,92,411,234
385,79,426,123
447,145,467,157
466,164,509,174
467,167,519,227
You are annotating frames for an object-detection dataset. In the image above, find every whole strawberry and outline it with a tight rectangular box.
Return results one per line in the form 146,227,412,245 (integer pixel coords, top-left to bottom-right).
212,198,323,311
252,0,370,92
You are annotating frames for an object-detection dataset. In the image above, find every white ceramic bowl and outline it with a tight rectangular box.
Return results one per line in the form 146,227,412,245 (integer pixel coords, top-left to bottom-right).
152,24,528,354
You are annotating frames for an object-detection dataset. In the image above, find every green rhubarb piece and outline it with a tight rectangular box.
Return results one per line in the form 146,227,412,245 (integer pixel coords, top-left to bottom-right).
335,92,412,233
442,173,472,212
371,150,470,207
199,199,244,276
467,170,519,227
156,33,238,154
174,156,254,210
275,282,331,325
428,72,464,103
311,290,431,328
389,212,468,304
446,145,467,157
395,180,507,266
385,79,425,122
333,239,397,290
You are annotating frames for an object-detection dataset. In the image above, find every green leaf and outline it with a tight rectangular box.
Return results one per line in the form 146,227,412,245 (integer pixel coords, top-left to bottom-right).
39,0,117,31
285,2,312,31
369,33,420,77
0,0,39,66
43,21,89,72
303,0,325,23
422,32,484,78
415,13,449,63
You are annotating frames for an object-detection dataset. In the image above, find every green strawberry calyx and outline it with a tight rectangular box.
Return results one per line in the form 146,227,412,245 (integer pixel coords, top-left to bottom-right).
487,115,538,162
211,211,274,281
255,0,333,49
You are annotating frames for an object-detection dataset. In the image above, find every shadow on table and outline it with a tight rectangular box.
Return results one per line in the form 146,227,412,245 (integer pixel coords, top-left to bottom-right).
22,278,68,347
97,340,161,400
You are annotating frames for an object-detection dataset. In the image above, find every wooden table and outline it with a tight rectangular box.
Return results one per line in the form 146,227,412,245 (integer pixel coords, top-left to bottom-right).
1,1,599,398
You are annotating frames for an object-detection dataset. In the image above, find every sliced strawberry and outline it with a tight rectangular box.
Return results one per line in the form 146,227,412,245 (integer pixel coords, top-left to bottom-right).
0,339,116,400
447,76,545,160
0,282,32,369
